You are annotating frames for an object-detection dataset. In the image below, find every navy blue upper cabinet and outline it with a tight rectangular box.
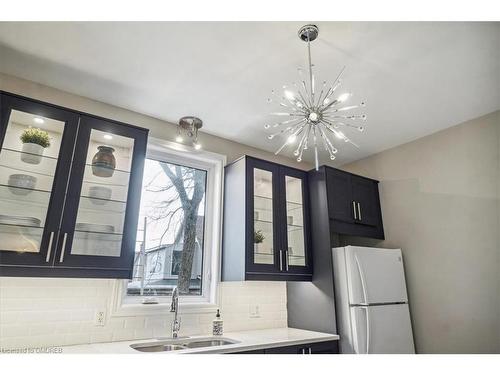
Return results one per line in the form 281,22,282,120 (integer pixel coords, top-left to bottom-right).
321,166,384,239
0,92,148,278
222,156,312,281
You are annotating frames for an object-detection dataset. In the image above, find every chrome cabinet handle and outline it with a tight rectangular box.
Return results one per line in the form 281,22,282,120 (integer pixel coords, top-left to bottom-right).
285,251,289,271
45,232,55,262
279,249,283,271
352,201,357,220
309,347,312,354
59,233,68,263
301,348,306,354
357,202,362,221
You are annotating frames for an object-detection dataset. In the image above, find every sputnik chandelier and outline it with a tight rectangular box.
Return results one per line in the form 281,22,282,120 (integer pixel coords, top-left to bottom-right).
265,24,366,170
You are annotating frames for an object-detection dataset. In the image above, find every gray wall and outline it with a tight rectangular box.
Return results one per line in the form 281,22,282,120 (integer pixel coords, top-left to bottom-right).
341,111,500,353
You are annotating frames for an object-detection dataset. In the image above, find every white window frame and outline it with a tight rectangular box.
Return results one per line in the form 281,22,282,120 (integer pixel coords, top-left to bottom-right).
111,137,226,316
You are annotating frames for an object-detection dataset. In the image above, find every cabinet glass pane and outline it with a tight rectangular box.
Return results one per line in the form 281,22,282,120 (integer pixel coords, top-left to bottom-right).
0,110,65,252
71,129,134,257
253,168,274,265
285,175,306,267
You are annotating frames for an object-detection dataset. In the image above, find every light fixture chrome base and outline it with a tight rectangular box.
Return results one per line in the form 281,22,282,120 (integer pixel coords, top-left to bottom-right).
177,116,203,149
179,116,203,132
298,24,319,42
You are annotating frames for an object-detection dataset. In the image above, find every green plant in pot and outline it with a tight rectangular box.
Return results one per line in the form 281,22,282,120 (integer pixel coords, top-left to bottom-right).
254,229,265,253
20,127,51,165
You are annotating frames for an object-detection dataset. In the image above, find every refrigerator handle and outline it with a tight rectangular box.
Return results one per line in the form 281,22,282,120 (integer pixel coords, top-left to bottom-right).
354,254,369,304
360,306,371,354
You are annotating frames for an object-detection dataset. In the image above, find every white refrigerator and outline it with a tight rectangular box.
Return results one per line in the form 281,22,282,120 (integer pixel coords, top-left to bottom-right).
332,246,415,354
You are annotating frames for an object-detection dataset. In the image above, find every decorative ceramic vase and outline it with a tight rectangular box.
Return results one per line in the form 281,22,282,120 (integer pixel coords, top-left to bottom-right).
8,174,37,195
21,142,44,164
92,146,116,177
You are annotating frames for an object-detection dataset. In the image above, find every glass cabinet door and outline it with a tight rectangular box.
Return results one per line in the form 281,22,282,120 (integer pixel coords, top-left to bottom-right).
56,115,146,271
0,94,78,267
281,167,311,274
253,168,275,265
247,158,280,273
284,175,306,267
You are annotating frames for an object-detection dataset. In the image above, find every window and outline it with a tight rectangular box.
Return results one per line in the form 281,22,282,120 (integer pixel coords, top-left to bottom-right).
115,138,225,313
127,159,207,297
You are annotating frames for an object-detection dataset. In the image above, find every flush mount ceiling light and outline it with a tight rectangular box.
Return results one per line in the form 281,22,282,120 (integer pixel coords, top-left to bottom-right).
176,116,203,150
266,24,366,170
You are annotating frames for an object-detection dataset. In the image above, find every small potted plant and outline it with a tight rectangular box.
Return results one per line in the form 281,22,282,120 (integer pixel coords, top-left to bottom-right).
254,229,265,253
20,127,50,164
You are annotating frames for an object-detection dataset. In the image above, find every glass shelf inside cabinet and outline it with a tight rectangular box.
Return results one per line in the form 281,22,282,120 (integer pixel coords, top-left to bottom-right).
0,109,65,253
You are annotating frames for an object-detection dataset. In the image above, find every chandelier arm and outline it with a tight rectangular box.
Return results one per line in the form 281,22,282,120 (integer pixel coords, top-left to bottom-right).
319,66,346,110
315,88,325,108
324,105,360,114
270,118,304,128
274,122,307,155
297,90,311,109
324,114,366,120
321,120,360,148
270,112,304,117
269,119,306,138
294,125,310,158
317,124,338,158
283,97,308,114
323,120,364,131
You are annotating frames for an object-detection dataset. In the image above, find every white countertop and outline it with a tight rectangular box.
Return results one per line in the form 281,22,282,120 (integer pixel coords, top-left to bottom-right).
61,328,339,354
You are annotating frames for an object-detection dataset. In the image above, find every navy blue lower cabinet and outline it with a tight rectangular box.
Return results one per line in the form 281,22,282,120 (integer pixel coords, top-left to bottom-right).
0,92,148,278
222,156,312,282
231,341,339,354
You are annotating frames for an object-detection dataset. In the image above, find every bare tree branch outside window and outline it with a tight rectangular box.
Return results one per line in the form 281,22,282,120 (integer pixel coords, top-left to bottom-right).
128,159,207,296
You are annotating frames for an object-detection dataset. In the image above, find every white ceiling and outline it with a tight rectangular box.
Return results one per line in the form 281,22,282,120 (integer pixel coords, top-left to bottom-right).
0,22,498,165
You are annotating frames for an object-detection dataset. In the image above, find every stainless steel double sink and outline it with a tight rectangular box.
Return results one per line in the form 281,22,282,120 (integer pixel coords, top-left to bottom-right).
130,337,239,352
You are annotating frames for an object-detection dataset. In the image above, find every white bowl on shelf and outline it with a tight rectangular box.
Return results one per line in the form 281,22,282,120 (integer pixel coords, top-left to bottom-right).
8,174,37,195
0,214,41,227
75,223,115,234
88,186,112,205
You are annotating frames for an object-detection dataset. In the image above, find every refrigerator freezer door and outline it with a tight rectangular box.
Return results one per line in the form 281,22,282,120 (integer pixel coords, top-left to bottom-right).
351,304,415,354
346,246,408,304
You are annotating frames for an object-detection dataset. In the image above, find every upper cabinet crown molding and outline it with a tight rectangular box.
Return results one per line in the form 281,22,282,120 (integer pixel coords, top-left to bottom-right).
0,91,149,278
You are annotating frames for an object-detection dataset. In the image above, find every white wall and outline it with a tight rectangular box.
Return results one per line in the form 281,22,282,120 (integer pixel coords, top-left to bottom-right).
0,279,287,350
341,111,500,353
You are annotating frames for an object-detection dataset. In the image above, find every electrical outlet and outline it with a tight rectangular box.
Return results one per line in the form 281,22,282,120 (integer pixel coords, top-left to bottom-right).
249,304,260,318
94,310,106,326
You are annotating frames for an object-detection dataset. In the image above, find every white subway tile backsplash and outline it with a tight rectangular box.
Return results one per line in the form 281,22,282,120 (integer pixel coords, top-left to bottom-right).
0,277,287,349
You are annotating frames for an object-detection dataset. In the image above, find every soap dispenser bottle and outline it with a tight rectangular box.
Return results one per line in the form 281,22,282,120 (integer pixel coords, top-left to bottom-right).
212,309,223,336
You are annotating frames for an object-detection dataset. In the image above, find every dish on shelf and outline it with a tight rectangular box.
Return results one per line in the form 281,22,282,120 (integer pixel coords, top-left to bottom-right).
88,186,112,205
0,214,41,227
8,174,37,194
75,222,115,233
